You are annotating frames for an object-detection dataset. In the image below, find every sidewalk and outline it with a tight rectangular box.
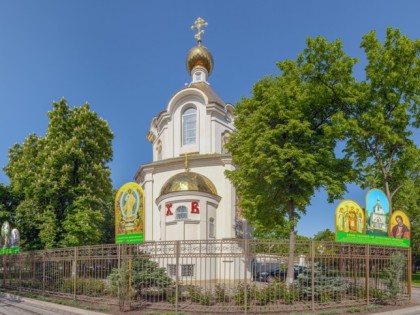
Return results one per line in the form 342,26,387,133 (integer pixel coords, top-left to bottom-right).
0,291,109,315
372,305,420,315
371,286,420,315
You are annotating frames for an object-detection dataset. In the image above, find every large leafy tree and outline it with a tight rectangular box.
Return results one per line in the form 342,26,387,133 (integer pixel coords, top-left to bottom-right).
5,99,114,249
392,158,420,266
0,183,22,224
335,28,420,215
226,37,355,284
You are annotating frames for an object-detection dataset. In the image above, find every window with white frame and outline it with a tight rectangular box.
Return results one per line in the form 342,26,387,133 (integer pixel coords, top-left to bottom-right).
182,107,197,145
181,264,194,277
209,217,215,238
175,206,188,220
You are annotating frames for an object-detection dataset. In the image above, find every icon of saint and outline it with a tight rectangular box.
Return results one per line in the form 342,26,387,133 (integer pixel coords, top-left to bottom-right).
123,189,137,219
391,215,410,239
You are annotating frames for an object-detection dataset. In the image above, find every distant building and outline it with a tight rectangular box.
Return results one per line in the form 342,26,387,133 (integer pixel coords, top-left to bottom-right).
369,198,387,231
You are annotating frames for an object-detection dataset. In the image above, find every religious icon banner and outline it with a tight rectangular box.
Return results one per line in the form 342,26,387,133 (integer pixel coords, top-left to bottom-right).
335,189,410,248
115,182,145,244
0,221,20,254
389,210,410,240
366,189,389,236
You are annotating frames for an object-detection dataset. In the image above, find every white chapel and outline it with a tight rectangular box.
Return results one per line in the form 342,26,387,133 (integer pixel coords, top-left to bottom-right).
135,18,238,242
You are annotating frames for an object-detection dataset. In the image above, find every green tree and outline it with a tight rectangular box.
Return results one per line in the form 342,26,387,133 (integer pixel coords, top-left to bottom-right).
4,99,114,249
313,228,335,241
392,158,420,267
0,183,22,224
335,28,420,215
226,36,355,284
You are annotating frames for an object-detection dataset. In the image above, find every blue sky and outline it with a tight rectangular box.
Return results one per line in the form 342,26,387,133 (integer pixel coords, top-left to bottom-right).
0,1,419,237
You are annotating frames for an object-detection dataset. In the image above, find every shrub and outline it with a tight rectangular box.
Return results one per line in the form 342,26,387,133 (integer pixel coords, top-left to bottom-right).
384,251,405,304
233,282,254,306
295,263,348,302
214,284,230,304
107,255,173,300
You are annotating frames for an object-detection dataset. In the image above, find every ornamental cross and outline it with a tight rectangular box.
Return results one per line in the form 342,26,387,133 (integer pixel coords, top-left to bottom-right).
191,17,208,44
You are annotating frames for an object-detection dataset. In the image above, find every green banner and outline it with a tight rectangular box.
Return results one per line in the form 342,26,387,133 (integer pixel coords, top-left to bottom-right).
336,231,410,248
0,247,19,255
116,233,144,244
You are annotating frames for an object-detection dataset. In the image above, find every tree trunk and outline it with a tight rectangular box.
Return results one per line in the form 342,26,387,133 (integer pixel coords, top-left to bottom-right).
384,180,393,216
286,199,295,286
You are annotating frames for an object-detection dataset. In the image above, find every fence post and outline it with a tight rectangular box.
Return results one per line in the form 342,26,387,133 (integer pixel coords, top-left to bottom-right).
72,247,78,300
244,238,248,314
42,251,46,296
19,254,22,290
365,244,370,305
117,244,121,301
175,241,180,313
408,247,412,302
2,256,5,288
311,240,315,312
127,245,132,311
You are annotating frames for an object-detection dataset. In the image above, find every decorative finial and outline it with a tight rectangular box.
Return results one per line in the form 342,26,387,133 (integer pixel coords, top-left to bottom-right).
191,17,208,45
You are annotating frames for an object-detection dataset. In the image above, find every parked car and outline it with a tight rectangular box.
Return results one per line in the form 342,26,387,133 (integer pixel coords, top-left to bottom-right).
255,265,307,282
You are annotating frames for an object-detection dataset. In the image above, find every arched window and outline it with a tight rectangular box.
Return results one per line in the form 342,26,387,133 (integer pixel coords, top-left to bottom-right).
175,206,188,220
182,108,197,145
209,217,215,238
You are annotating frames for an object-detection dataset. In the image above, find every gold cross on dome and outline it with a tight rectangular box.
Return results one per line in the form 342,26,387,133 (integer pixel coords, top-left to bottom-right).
191,17,208,44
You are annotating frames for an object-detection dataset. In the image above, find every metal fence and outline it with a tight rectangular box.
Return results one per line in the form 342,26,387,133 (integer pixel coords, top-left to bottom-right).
0,239,411,314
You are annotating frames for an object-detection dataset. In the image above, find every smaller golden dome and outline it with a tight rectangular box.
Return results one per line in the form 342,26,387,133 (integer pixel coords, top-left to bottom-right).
160,172,217,196
186,44,214,75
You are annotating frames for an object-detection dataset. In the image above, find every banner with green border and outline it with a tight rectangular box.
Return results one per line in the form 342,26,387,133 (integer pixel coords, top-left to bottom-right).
336,231,410,248
0,247,19,255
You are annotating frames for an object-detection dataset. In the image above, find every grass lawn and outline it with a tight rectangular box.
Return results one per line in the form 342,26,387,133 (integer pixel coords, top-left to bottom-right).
413,271,420,286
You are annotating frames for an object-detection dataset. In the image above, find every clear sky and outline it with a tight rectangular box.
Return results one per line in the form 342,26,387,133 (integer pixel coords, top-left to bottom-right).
0,1,419,237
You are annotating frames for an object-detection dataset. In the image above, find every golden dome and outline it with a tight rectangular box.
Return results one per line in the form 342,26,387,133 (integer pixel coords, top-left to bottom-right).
160,172,217,196
186,44,214,75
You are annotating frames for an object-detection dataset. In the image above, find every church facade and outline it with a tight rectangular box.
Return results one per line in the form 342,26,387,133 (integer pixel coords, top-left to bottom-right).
134,19,239,243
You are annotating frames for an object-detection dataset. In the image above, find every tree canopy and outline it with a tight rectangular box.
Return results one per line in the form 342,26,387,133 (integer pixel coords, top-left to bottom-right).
313,229,335,241
0,183,21,224
226,36,355,283
226,27,418,283
334,28,420,215
4,99,115,249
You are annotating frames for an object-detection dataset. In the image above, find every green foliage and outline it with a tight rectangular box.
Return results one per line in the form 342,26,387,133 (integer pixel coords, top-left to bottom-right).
61,278,106,297
186,285,214,305
214,284,230,304
384,251,406,303
233,282,253,307
226,35,354,284
4,99,114,249
0,183,21,224
263,280,300,305
295,264,349,302
334,28,420,214
412,272,420,286
313,229,335,241
107,255,173,300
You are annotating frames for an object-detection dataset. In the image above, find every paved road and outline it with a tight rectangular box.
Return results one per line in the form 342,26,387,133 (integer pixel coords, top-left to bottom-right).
0,292,108,315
